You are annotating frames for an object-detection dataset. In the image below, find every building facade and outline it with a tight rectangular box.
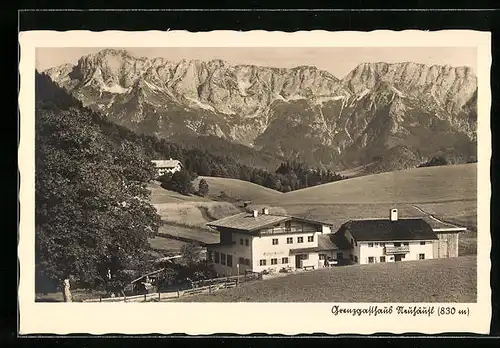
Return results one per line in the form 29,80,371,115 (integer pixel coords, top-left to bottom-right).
205,208,467,274
206,208,337,276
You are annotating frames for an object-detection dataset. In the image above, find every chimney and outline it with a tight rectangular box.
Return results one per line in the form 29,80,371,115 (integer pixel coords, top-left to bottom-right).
262,207,269,215
390,208,398,222
253,210,259,218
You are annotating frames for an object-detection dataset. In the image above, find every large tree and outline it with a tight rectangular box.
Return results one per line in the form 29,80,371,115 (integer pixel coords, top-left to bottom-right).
35,79,161,301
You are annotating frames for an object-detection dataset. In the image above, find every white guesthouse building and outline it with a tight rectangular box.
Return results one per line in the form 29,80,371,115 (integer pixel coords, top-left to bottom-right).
205,208,466,276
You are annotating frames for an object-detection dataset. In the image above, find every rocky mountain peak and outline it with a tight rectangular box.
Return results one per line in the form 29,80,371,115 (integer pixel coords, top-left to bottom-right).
42,49,478,173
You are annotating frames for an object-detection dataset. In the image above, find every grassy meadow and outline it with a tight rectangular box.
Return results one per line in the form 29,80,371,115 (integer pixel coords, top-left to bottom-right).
192,176,282,202
256,164,478,256
177,256,477,303
261,163,476,205
149,164,478,256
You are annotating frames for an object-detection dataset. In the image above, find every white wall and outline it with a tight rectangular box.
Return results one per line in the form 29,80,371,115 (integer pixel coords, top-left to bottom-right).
358,240,435,264
207,231,254,277
251,231,320,272
321,225,332,234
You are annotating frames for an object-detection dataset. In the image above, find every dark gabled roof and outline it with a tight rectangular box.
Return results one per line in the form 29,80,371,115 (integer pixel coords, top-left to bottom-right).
206,212,329,233
317,234,340,251
339,218,438,242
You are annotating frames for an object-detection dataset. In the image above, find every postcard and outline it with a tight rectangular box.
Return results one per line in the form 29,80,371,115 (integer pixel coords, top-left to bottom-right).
18,29,491,335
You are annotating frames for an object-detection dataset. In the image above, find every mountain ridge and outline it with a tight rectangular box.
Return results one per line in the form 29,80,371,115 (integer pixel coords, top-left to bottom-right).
42,49,477,173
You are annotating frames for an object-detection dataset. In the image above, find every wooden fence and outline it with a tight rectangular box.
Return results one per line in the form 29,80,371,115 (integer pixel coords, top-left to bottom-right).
83,272,262,303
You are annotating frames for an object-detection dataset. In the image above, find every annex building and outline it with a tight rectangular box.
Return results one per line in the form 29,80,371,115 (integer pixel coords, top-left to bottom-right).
205,207,466,276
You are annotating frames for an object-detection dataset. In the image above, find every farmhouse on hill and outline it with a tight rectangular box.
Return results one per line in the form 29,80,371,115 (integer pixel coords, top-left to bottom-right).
151,158,183,177
205,207,466,276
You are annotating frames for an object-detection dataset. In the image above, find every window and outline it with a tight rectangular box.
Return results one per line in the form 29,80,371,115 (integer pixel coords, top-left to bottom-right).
368,257,375,263
220,253,226,265
272,238,279,245
419,253,425,260
245,239,249,246
244,258,250,266
271,258,277,265
287,237,293,244
380,242,386,247
354,256,358,263
420,241,426,245
298,237,304,243
380,256,386,263
282,257,289,264
301,254,309,260
374,242,379,246
319,254,326,260
240,238,243,245
207,251,213,262
285,221,291,232
259,259,266,266
308,236,314,242
394,242,401,247
214,251,220,264
227,255,233,267
239,257,245,265
368,243,374,247
403,242,409,246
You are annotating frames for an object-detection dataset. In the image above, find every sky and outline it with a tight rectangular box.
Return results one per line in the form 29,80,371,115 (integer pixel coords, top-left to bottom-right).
36,47,477,79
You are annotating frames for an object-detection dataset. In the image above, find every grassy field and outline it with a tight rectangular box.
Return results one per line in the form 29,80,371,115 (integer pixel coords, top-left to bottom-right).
416,201,477,231
157,224,220,245
261,164,476,205
149,164,477,255
148,236,189,253
193,176,282,202
154,201,241,230
148,181,211,204
177,256,477,303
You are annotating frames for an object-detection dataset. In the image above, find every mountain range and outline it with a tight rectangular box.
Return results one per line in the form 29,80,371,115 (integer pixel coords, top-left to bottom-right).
42,48,477,174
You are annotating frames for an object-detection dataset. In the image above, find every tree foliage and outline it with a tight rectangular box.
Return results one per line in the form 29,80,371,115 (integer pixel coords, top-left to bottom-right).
418,156,449,168
198,179,210,196
180,242,200,266
159,170,197,195
35,72,161,294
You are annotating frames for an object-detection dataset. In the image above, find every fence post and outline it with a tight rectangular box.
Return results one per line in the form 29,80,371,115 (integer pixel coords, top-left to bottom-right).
144,293,147,302
99,295,102,303
158,291,161,302
209,279,212,294
177,289,180,298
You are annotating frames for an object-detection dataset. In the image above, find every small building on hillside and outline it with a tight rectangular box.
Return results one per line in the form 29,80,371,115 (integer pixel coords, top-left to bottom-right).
151,158,183,177
205,208,335,276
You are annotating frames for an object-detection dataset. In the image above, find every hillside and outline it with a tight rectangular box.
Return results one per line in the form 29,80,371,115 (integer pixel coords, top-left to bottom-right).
44,49,477,172
193,176,282,202
177,256,477,302
264,163,476,205
257,163,477,255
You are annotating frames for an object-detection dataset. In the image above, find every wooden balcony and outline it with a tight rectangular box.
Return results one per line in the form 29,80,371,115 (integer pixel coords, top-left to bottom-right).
384,245,410,255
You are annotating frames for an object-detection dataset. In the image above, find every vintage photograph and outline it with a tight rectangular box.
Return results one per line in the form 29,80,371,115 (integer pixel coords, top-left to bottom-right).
34,45,478,303
18,30,491,334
